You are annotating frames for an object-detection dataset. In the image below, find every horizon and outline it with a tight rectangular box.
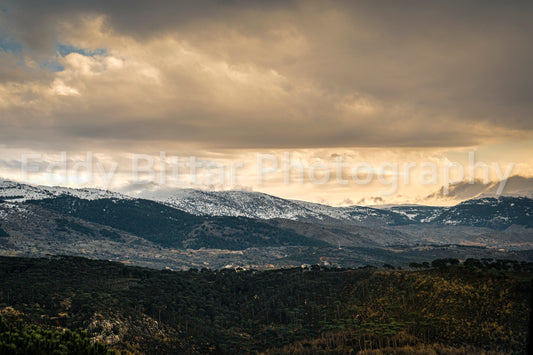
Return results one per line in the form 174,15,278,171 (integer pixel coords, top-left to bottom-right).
1,174,531,208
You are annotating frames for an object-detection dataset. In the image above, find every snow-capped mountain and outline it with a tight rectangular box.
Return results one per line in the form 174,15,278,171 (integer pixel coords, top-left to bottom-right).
2,179,532,230
379,205,444,223
0,179,129,202
430,197,533,229
1,179,533,269
292,200,412,226
149,188,533,229
378,197,533,229
145,189,328,220
139,189,413,226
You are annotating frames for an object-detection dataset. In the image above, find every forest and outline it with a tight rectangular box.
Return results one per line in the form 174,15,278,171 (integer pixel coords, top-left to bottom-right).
0,256,531,354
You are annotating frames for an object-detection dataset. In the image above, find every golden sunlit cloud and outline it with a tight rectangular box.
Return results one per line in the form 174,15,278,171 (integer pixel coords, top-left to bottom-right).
0,1,532,204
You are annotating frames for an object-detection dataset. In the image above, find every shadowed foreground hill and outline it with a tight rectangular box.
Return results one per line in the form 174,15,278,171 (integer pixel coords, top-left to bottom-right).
0,256,531,354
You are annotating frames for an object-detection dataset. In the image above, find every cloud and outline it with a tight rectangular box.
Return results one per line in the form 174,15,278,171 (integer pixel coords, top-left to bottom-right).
425,175,533,201
0,0,532,152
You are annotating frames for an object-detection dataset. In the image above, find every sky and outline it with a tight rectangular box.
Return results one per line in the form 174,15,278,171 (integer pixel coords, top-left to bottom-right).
0,0,532,205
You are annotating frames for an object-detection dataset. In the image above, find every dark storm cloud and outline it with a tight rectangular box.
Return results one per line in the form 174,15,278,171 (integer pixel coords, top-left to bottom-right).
0,0,532,150
1,0,293,51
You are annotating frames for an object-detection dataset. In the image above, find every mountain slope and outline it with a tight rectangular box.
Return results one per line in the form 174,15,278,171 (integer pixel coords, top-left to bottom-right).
1,198,532,269
3,179,533,232
0,179,128,202
144,188,343,222
431,197,533,229
141,187,533,230
27,196,329,250
380,205,445,223
142,188,413,226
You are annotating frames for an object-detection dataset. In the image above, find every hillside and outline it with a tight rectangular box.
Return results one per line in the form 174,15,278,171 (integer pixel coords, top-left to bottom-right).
26,196,328,250
431,197,533,229
3,180,533,230
0,256,531,354
1,180,533,269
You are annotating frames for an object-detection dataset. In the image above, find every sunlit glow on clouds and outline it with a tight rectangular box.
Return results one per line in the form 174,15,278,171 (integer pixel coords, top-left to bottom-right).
0,1,532,205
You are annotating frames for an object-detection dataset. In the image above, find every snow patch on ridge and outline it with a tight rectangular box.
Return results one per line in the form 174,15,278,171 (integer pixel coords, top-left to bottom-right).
0,180,129,202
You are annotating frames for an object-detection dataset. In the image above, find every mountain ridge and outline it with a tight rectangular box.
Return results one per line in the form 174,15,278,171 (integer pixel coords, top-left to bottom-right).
1,178,533,270
2,179,533,230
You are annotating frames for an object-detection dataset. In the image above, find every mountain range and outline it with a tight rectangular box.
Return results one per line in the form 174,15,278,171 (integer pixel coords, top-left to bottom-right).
1,179,532,269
